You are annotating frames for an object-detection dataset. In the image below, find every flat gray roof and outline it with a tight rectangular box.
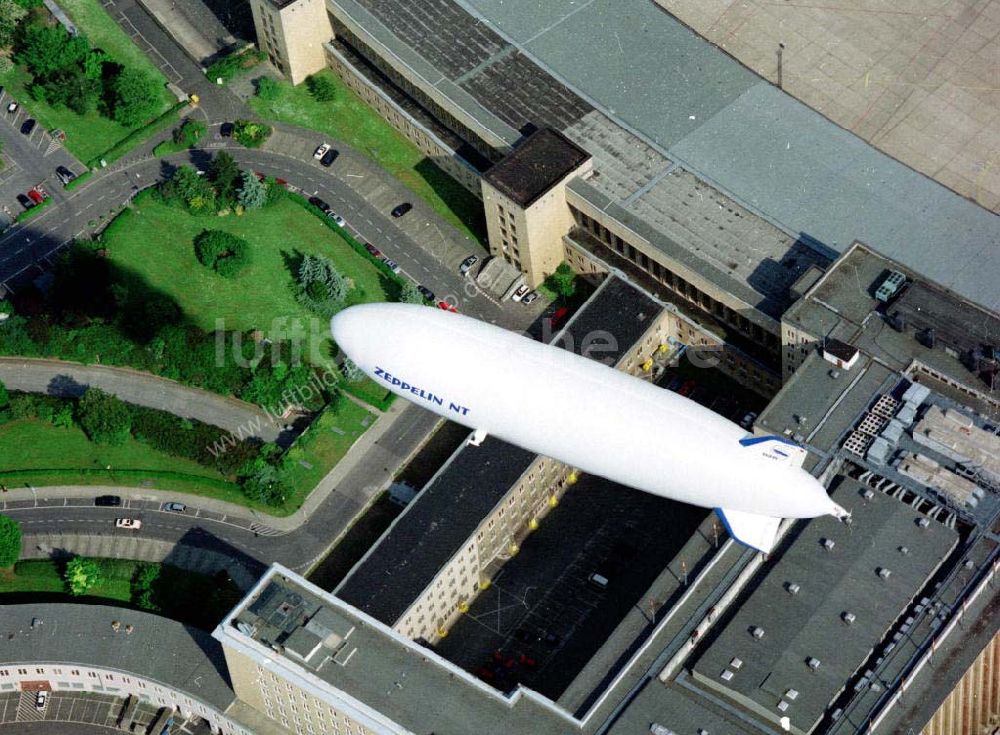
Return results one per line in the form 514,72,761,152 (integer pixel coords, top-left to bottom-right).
225,570,576,735
2,603,235,711
349,0,1000,312
691,478,959,733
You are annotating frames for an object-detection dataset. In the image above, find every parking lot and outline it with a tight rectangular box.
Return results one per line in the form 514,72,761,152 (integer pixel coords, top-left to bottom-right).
0,87,83,230
658,348,771,429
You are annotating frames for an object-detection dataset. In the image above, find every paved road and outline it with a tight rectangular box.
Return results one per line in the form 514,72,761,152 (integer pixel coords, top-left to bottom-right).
0,357,283,442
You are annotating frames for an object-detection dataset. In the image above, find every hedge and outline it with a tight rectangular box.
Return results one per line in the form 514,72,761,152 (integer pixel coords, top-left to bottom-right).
15,196,53,223
0,467,239,491
205,46,265,84
338,379,396,412
86,100,188,169
64,170,94,191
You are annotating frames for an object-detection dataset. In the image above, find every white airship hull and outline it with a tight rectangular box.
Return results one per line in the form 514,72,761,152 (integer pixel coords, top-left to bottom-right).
331,303,846,552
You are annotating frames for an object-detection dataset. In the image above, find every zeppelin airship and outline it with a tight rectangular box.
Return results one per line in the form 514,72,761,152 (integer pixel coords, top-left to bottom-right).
331,303,849,553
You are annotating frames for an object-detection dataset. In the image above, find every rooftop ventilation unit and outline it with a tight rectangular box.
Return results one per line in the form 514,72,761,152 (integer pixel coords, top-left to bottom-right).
751,626,765,640
650,725,675,735
875,270,906,302
785,689,799,701
807,657,821,671
777,700,789,712
822,538,835,551
842,612,856,625
721,670,734,681
899,546,909,555
730,657,743,670
878,567,892,580
862,489,875,500
917,517,931,528
785,582,801,595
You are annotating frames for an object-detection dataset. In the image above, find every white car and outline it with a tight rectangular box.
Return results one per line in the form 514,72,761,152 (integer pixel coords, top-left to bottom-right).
383,259,401,274
330,213,346,227
115,518,142,530
313,143,330,160
511,284,529,302
35,691,48,710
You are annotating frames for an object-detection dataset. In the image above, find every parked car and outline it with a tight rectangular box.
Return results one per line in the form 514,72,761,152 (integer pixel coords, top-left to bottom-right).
739,411,759,430
35,691,47,711
320,148,338,167
678,379,697,397
391,202,412,218
438,300,458,313
219,122,234,137
6,101,17,114
364,243,382,258
459,254,479,275
417,285,435,301
329,212,346,227
27,189,44,205
313,142,330,159
521,291,538,305
383,258,401,274
56,165,76,185
20,118,36,135
550,306,569,327
16,193,33,210
163,502,186,513
115,518,141,530
308,196,330,213
511,284,529,302
95,495,122,507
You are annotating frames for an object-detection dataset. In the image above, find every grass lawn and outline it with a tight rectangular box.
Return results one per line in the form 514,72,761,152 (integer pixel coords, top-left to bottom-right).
249,70,487,243
104,196,393,363
281,399,374,511
0,418,251,500
0,559,243,629
0,0,175,162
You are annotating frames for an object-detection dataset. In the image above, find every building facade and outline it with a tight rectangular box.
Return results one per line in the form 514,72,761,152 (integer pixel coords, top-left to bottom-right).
249,0,332,85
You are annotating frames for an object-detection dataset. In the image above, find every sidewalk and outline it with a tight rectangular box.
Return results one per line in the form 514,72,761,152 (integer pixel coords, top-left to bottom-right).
0,396,416,532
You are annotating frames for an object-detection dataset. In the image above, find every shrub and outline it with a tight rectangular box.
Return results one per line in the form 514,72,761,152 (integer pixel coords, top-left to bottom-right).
77,388,132,445
64,556,100,595
0,380,7,409
237,170,268,210
193,229,250,277
205,46,265,83
399,281,423,304
172,118,206,147
241,463,286,506
544,262,577,299
0,515,21,568
255,76,281,101
232,119,271,149
109,68,161,127
305,73,336,102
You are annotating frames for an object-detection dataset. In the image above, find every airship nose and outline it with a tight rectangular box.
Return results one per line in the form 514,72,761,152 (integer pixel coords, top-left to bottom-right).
330,305,374,360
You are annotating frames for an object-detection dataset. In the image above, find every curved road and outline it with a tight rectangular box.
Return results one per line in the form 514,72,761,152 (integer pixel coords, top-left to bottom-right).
0,357,282,442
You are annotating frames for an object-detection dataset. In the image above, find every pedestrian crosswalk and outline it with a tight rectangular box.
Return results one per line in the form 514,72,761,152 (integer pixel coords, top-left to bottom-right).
249,523,283,537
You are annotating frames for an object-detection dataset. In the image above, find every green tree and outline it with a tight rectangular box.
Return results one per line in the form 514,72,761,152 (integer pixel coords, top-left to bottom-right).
172,118,206,147
255,76,281,101
207,150,240,205
232,119,271,149
242,464,286,506
0,379,8,409
132,562,161,611
0,0,27,49
160,165,215,211
237,169,268,210
0,515,21,568
76,387,132,445
296,254,348,316
399,281,423,304
193,229,251,277
16,22,88,77
64,556,101,595
544,262,577,299
305,73,336,102
109,68,160,126
40,64,100,114
341,358,365,383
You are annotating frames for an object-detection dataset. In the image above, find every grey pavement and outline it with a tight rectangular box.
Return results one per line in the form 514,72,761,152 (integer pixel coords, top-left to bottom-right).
137,0,238,65
0,357,281,442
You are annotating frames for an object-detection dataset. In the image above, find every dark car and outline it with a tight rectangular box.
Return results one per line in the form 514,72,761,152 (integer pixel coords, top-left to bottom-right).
391,202,412,218
308,196,331,213
220,122,234,137
417,285,435,301
320,149,339,167
20,118,36,135
16,193,33,209
364,243,382,258
56,165,76,185
95,495,122,507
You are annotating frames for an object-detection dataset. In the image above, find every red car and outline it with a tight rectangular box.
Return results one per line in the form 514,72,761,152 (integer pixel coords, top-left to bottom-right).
551,306,569,327
678,379,696,397
437,301,458,313
27,188,45,205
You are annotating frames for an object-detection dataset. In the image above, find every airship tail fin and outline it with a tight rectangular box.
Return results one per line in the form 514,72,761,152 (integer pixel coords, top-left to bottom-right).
739,436,808,467
715,507,782,554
